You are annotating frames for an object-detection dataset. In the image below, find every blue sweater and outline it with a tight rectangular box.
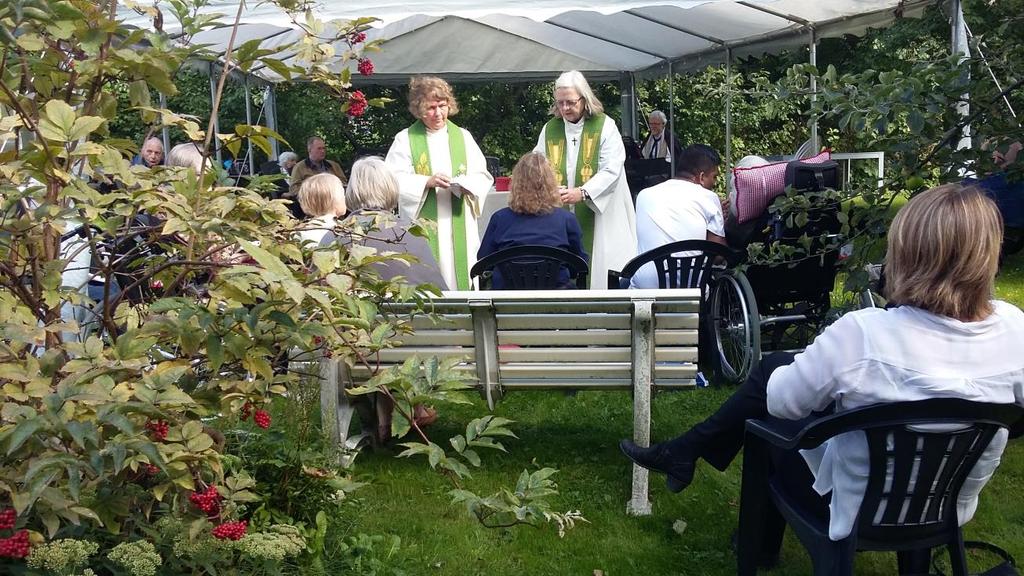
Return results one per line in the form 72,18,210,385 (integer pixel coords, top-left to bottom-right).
477,207,589,289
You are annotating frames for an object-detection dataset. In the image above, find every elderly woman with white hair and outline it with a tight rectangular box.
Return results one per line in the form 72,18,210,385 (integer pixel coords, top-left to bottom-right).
533,70,636,289
341,156,448,290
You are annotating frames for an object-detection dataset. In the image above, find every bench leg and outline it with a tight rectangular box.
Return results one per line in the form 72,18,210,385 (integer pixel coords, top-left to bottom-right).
627,299,655,516
627,380,653,516
318,357,369,468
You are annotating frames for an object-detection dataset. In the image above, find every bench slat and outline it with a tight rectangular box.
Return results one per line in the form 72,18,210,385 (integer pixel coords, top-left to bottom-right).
373,346,697,364
500,378,696,389
497,329,698,346
498,363,698,379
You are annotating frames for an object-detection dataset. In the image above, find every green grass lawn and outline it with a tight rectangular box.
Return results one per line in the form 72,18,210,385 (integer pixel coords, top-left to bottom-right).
339,250,1024,575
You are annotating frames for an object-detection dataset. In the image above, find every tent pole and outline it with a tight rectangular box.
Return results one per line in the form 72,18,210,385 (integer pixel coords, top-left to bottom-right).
809,28,818,153
209,63,222,165
264,84,280,159
668,61,675,176
244,77,254,176
725,48,732,168
159,92,170,154
951,0,971,152
620,72,636,139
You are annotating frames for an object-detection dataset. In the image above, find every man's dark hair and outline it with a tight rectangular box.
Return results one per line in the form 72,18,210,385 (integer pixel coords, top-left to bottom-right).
675,144,720,178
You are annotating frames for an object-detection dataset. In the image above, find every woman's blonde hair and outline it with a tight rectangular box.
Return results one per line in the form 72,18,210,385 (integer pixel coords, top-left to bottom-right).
166,142,204,172
885,183,1002,321
299,173,346,217
508,152,560,216
548,70,604,118
408,76,459,119
346,156,399,211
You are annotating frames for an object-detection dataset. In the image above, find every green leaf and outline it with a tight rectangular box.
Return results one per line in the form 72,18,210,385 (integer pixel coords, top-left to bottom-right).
207,334,224,373
39,100,77,141
6,417,42,455
69,116,106,141
186,433,214,452
238,239,293,281
181,420,204,441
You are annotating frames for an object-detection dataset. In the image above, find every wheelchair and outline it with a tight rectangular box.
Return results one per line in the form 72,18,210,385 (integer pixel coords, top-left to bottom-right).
710,159,845,383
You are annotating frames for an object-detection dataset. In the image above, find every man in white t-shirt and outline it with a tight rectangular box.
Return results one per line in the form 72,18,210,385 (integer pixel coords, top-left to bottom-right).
630,144,726,289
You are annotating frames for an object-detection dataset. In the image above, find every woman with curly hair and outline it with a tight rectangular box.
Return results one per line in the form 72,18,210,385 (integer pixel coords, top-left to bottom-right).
385,76,493,290
477,152,588,289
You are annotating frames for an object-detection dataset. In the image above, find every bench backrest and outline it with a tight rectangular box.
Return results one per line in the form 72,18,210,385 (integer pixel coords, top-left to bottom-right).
356,289,702,408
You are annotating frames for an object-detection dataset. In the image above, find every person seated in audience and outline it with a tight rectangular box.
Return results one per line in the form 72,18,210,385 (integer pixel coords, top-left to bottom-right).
341,156,448,290
289,136,347,218
258,151,298,199
640,110,684,161
166,142,204,172
132,136,164,168
296,173,346,246
630,144,726,289
621,183,1024,563
477,152,588,289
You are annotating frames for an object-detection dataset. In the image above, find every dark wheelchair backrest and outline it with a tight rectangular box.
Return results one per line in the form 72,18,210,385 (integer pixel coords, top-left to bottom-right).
736,160,843,311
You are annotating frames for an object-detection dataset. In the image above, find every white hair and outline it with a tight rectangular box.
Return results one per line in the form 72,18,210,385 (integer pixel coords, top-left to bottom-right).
550,70,604,118
346,156,399,211
166,142,204,172
649,110,667,123
278,151,298,167
727,155,770,218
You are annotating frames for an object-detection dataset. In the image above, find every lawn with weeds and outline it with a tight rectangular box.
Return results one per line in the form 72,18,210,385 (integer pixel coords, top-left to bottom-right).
340,250,1024,575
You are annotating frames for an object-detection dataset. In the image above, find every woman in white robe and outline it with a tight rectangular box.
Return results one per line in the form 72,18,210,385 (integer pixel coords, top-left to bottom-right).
533,70,636,289
385,76,492,290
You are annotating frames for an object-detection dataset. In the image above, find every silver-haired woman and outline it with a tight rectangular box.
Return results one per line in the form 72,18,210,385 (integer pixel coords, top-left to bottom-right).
533,70,636,289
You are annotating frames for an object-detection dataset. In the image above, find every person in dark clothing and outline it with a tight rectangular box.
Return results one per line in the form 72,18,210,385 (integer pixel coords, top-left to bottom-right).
477,152,589,289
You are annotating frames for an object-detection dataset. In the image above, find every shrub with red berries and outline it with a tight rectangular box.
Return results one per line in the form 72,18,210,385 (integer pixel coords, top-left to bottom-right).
189,485,222,516
357,57,374,76
0,530,30,559
240,402,253,421
145,419,169,441
349,31,367,44
211,520,247,541
347,90,367,118
0,508,15,530
253,409,271,429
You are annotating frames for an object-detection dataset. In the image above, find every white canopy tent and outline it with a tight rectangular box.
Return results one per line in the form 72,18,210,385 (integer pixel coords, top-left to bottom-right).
118,0,934,162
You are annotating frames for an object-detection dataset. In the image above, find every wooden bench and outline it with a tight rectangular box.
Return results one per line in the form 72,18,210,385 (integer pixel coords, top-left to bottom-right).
317,288,702,515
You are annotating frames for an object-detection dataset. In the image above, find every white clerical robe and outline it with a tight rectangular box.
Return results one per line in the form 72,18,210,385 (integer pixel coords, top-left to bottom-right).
533,116,637,289
385,125,492,290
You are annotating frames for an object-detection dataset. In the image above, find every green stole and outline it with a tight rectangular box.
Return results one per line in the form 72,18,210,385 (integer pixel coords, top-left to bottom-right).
408,119,470,290
544,114,604,262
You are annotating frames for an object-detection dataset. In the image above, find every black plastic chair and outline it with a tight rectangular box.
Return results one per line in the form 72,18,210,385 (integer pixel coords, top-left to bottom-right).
470,245,589,290
737,399,1024,576
607,239,740,290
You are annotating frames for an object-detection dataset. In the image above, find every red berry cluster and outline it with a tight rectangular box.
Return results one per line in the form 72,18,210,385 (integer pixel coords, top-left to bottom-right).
189,486,221,516
347,90,367,118
0,530,30,558
349,31,367,44
253,410,271,430
211,520,247,541
240,402,253,421
357,57,374,76
143,464,160,476
146,419,169,441
0,508,15,530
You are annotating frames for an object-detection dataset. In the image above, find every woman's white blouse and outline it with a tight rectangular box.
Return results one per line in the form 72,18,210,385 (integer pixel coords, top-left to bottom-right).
767,301,1024,540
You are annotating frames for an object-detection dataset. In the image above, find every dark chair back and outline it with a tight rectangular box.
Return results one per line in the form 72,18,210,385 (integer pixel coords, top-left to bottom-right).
739,399,1024,576
471,245,589,290
484,156,501,178
608,239,740,290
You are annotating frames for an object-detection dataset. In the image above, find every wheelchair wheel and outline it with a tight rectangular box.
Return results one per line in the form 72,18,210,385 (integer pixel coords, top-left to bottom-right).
709,270,760,384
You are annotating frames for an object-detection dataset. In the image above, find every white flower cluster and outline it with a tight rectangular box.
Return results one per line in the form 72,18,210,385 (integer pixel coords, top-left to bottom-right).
108,540,162,576
26,538,99,574
237,524,307,561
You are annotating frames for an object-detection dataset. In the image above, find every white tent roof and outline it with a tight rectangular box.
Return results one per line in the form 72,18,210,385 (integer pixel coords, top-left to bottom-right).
122,0,930,84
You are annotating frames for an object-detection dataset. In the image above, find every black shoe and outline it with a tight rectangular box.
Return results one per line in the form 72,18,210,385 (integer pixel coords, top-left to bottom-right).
619,439,695,493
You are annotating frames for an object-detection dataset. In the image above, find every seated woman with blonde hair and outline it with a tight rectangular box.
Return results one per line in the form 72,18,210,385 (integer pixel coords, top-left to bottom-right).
477,152,589,289
296,173,346,246
621,183,1024,564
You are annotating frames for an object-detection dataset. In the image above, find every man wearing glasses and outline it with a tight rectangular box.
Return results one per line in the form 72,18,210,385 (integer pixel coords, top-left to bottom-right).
533,70,637,289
